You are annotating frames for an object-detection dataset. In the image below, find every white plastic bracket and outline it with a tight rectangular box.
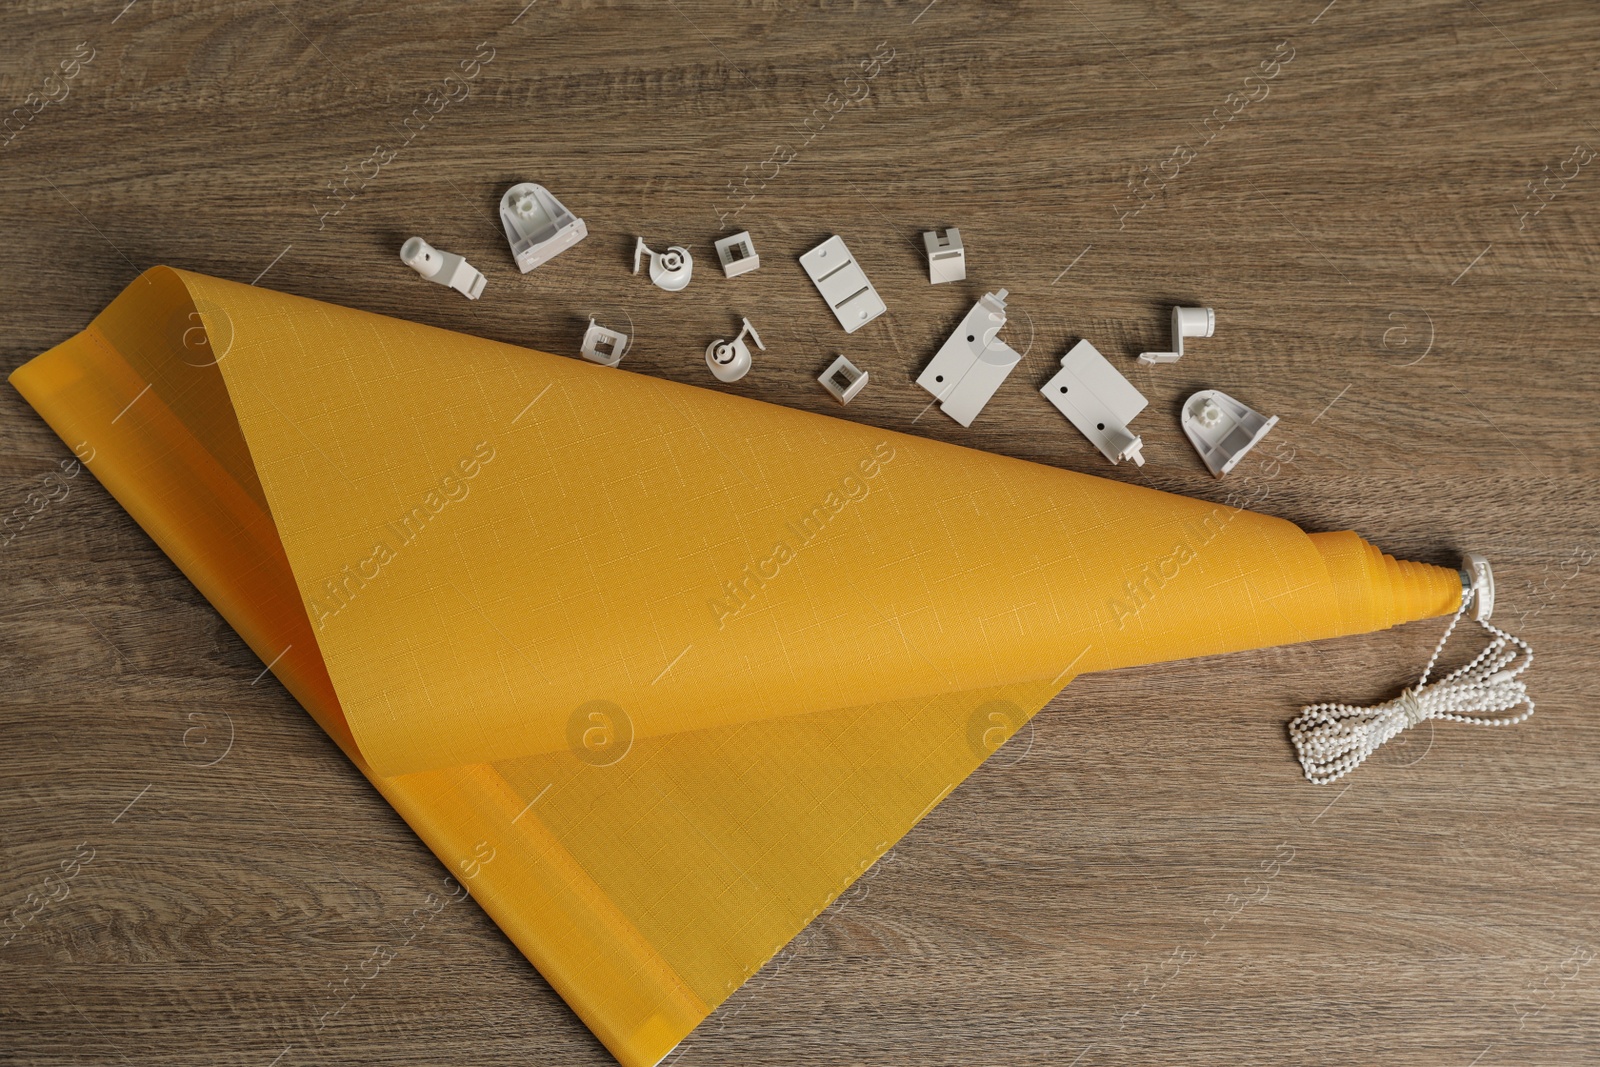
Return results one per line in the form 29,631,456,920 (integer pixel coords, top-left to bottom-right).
499,183,587,273
914,290,1022,427
1139,306,1215,365
1040,339,1148,465
706,316,763,383
714,231,760,278
799,235,886,333
1461,553,1495,622
634,237,694,292
922,228,966,284
400,237,486,300
819,355,868,404
1180,389,1278,477
580,318,630,367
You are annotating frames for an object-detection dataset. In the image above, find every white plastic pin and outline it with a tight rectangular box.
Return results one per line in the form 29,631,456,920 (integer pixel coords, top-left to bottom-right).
799,235,886,333
1180,389,1278,477
922,228,965,284
634,238,694,292
1139,306,1215,365
399,237,486,300
499,183,587,273
915,289,1022,427
714,231,760,278
1040,339,1148,466
580,319,629,367
706,316,763,383
818,355,868,404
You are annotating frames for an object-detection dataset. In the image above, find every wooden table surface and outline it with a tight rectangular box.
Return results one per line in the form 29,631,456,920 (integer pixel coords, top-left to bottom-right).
3,1,1597,1064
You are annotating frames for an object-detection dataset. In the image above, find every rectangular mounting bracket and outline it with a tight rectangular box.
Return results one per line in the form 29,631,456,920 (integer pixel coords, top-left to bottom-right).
799,235,886,333
914,290,1022,427
1040,339,1148,465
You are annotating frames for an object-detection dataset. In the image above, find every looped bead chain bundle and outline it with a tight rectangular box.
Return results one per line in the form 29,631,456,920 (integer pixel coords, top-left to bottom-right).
1288,599,1534,784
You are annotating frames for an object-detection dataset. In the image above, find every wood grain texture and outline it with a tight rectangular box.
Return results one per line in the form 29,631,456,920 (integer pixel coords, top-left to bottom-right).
2,1,1597,1064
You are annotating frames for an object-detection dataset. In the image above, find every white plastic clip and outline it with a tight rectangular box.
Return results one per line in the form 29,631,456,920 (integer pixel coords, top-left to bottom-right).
915,290,1021,427
580,319,629,367
499,183,587,273
799,235,886,333
706,316,763,383
922,228,965,284
714,231,760,278
399,237,486,300
1139,306,1215,365
634,238,694,292
1461,553,1495,622
819,355,868,404
1180,389,1278,478
1040,339,1148,466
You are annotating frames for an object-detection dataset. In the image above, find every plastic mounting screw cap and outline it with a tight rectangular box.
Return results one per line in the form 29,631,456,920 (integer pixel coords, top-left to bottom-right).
634,237,694,292
1461,553,1495,621
706,316,763,383
1139,306,1215,365
399,236,487,300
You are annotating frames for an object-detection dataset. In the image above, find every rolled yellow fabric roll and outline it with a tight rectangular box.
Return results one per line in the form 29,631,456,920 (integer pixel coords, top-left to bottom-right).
11,268,1461,1067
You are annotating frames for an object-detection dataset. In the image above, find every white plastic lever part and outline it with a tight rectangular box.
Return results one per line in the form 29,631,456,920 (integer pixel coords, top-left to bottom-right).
1462,553,1495,621
1040,339,1148,465
400,237,486,300
922,228,965,284
819,355,868,404
915,289,1021,427
580,318,629,367
634,237,694,292
799,235,886,333
714,231,760,278
706,317,764,383
1139,306,1214,365
1180,389,1278,477
499,183,587,273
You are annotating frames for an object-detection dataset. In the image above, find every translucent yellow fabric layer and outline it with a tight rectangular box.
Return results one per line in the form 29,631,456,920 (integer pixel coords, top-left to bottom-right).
10,267,1461,1067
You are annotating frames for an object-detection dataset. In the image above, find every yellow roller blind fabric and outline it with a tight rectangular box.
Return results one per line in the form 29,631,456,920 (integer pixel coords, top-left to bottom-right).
10,268,1461,1066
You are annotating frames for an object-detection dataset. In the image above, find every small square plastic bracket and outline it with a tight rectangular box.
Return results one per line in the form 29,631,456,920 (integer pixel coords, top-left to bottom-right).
819,355,868,404
580,318,629,367
1040,339,1148,466
1180,389,1277,477
400,237,486,300
922,228,965,284
714,231,760,278
799,235,886,333
500,183,587,273
915,290,1022,427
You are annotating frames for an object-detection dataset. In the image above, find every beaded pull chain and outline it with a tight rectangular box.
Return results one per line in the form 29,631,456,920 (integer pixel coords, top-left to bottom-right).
1288,594,1534,785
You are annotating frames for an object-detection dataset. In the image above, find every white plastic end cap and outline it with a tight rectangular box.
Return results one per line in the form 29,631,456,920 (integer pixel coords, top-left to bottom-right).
1462,553,1494,621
